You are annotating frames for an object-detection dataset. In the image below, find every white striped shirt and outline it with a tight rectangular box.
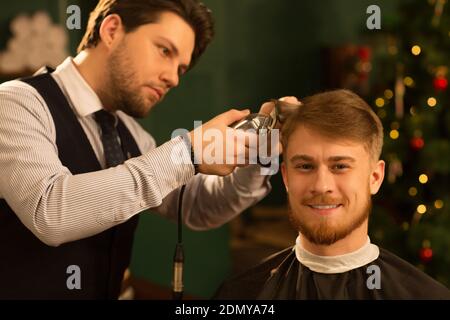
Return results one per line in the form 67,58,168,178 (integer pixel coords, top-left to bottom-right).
0,57,271,246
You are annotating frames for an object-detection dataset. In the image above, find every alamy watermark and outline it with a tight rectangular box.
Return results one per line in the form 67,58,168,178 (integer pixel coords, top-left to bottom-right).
65,4,382,31
66,5,81,30
366,5,381,30
66,264,81,290
366,264,381,290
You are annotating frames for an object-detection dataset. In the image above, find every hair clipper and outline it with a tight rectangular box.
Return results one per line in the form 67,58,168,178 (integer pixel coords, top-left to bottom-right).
231,99,301,131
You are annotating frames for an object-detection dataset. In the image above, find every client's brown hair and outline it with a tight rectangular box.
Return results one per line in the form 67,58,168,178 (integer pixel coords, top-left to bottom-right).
281,89,384,161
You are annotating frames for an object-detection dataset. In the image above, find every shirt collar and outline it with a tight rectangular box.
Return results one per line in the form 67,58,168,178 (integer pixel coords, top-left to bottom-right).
52,57,104,117
294,234,380,274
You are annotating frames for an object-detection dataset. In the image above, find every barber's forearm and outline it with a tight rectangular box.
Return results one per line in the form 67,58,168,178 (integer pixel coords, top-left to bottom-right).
3,138,193,246
181,165,272,230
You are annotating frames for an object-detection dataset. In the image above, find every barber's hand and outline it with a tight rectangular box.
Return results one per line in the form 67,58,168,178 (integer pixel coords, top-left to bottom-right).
258,96,301,156
189,109,258,176
258,96,301,121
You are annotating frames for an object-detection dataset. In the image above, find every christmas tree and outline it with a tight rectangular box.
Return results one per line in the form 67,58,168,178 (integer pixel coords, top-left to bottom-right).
366,0,449,287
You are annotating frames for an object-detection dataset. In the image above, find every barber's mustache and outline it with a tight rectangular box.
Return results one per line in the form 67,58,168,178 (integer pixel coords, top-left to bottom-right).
301,194,345,206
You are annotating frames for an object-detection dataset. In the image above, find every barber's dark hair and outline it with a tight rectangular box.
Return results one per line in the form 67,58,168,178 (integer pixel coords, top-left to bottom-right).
77,0,214,67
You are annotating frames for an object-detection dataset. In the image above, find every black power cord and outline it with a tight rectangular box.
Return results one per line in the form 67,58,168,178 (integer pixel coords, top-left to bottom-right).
172,184,186,300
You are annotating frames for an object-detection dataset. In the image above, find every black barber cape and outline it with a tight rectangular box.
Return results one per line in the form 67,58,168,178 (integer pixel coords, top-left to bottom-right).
214,237,450,299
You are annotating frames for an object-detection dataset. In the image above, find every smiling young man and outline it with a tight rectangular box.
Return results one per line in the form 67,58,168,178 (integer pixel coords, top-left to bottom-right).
0,0,283,299
215,89,450,299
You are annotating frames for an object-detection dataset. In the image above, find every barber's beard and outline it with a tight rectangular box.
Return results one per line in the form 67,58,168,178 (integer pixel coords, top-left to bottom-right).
102,41,150,118
288,190,371,245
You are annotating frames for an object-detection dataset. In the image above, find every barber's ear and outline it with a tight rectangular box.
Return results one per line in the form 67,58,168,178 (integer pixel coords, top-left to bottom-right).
99,14,124,49
281,162,289,193
369,160,385,195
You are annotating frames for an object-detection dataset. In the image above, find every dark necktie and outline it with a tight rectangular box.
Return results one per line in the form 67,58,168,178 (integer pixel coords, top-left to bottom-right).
94,110,125,168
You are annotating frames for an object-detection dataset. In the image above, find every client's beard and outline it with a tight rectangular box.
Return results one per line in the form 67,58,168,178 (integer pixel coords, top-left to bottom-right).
288,192,371,245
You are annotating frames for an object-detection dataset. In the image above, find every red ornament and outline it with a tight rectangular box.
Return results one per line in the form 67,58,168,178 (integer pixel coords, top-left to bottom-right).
410,137,424,150
358,46,371,61
433,76,448,91
358,73,369,81
419,248,433,263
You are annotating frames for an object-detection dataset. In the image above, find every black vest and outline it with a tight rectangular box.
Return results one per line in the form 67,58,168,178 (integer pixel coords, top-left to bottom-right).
0,72,141,299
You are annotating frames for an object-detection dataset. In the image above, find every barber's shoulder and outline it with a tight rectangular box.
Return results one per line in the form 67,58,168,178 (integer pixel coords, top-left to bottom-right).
0,79,46,106
0,79,47,105
0,79,53,126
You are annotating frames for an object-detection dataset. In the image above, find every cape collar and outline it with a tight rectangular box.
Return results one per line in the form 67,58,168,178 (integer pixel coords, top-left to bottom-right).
294,235,380,274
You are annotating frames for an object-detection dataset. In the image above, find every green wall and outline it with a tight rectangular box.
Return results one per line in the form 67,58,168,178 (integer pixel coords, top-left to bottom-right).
0,0,405,298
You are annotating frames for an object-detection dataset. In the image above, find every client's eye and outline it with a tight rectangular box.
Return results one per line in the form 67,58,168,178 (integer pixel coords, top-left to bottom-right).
296,164,314,170
332,164,349,170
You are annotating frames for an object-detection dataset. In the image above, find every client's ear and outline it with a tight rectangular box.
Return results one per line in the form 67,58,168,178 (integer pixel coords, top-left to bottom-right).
370,160,385,195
